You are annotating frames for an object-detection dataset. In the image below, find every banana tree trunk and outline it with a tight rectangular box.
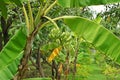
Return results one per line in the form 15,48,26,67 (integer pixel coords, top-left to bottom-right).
17,35,34,80
15,18,44,79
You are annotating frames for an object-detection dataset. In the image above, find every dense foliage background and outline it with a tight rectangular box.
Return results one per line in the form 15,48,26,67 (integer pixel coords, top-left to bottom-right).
0,0,120,80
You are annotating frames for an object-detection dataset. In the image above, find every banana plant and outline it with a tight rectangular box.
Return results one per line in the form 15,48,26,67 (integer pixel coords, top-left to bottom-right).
0,28,26,80
0,0,120,80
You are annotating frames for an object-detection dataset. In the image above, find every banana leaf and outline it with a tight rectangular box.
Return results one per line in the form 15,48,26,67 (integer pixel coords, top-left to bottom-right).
63,16,120,64
58,0,120,7
0,28,26,80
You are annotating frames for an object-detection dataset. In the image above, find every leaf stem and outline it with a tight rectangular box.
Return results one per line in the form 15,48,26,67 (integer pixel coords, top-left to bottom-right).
44,0,57,15
43,0,51,13
43,16,59,29
39,16,78,30
22,5,30,37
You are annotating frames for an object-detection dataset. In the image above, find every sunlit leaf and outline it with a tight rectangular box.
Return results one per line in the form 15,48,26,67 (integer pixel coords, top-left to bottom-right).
57,0,120,7
0,28,27,79
63,16,120,64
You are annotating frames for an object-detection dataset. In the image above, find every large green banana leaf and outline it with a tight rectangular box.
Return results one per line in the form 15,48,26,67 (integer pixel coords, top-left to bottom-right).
0,28,26,80
57,0,120,7
63,16,120,64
